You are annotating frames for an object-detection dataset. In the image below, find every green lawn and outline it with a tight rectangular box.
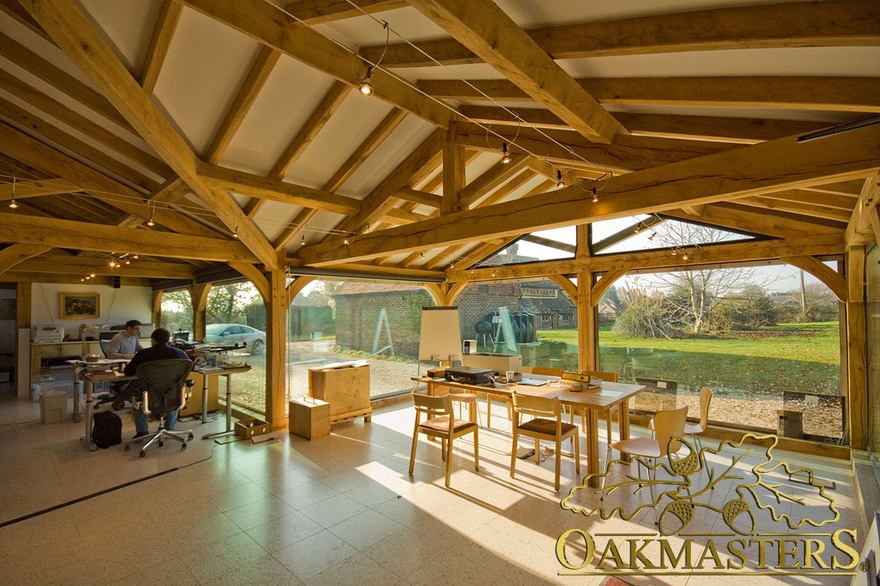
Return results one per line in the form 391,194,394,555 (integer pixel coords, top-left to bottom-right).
537,322,841,397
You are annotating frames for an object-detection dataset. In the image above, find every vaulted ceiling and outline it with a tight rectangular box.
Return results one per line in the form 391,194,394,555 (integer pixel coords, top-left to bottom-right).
1,0,878,288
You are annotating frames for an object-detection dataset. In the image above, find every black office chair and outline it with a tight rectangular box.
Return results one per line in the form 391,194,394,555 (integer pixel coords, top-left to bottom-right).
124,359,195,457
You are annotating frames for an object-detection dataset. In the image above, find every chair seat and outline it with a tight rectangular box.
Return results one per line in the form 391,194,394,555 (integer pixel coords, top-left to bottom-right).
611,436,662,458
449,392,477,403
519,418,577,436
684,422,705,435
419,416,476,434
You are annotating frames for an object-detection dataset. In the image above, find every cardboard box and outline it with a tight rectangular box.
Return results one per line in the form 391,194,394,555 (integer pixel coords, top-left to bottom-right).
234,417,270,440
39,390,68,424
289,398,331,440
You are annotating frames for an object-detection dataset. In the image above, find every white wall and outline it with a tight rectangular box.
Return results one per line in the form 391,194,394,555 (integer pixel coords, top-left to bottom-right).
30,282,152,337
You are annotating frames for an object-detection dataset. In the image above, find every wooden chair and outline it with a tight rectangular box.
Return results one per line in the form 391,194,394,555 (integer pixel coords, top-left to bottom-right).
409,391,479,487
510,391,580,491
683,387,713,483
609,406,689,519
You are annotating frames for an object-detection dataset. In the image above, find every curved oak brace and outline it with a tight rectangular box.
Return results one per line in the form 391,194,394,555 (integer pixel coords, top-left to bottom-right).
424,283,450,306
780,255,847,302
151,290,163,325
547,274,577,303
286,276,314,307
0,243,51,274
590,269,628,306
190,283,211,341
229,261,269,301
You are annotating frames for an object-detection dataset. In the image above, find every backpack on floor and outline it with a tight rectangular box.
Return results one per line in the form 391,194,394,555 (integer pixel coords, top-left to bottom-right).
92,411,122,449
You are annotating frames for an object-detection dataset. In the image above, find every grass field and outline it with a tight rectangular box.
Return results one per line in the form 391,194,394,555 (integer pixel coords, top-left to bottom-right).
538,322,841,397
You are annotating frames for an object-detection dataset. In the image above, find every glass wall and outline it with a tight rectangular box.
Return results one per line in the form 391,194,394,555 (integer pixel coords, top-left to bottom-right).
159,289,193,335
599,263,844,443
205,282,267,414
867,245,879,454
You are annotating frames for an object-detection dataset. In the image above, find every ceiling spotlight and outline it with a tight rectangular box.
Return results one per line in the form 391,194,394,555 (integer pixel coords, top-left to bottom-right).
634,225,640,234
300,234,306,246
90,273,96,278
146,216,154,227
9,175,17,208
132,255,138,259
359,66,374,96
124,259,130,265
591,187,599,203
683,252,689,260
556,170,564,188
648,231,656,241
232,227,239,239
344,237,350,246
501,142,511,164
671,249,677,256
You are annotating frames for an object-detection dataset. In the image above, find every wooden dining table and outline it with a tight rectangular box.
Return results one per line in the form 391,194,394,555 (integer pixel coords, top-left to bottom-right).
418,375,646,488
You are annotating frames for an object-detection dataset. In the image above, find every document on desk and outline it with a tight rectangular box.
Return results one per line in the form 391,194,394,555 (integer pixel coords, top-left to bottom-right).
598,390,622,397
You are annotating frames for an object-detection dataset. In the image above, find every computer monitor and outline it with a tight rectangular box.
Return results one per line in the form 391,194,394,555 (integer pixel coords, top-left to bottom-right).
173,331,190,342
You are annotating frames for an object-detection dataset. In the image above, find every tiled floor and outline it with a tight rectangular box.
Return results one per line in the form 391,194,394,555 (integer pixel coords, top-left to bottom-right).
0,393,863,585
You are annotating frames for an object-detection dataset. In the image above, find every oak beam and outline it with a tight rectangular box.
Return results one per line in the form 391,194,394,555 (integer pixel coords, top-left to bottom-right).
418,76,880,113
0,212,256,263
407,0,624,143
780,255,847,302
300,124,879,266
179,0,453,128
0,244,52,274
139,0,182,94
15,255,195,279
0,178,80,201
283,0,406,24
845,246,867,449
205,46,282,165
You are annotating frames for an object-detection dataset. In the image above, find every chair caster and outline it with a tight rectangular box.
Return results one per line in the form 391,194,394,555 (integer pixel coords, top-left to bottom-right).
159,441,164,447
124,444,130,451
139,451,146,458
188,432,194,440
181,443,187,450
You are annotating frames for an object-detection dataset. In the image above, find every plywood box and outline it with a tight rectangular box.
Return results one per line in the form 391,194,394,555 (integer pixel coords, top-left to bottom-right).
289,398,331,440
234,417,270,439
308,361,372,424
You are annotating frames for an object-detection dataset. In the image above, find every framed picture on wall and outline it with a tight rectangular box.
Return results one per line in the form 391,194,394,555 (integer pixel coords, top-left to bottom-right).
60,293,100,319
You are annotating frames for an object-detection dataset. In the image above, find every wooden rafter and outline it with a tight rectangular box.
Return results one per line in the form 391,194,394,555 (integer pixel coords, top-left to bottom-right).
780,255,847,302
23,0,281,269
364,1,879,67
0,96,159,192
283,0,406,24
14,254,195,280
418,76,880,113
407,0,625,143
139,0,182,94
0,243,52,274
455,124,731,173
0,121,207,235
178,0,453,129
448,233,846,283
1,212,256,262
299,123,879,266
0,70,172,178
206,45,281,165
0,178,80,201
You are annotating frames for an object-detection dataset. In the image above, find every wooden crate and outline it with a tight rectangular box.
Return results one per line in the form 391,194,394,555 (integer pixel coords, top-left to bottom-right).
289,398,331,440
308,361,372,424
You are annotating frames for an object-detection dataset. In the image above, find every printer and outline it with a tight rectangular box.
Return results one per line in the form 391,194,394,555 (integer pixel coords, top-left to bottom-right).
32,325,64,343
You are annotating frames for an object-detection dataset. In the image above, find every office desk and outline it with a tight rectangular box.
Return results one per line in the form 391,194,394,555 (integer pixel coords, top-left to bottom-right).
196,365,252,440
420,376,645,487
79,368,134,451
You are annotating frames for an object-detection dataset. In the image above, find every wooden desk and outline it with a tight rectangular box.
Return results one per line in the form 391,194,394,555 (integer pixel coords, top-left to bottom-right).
421,376,645,487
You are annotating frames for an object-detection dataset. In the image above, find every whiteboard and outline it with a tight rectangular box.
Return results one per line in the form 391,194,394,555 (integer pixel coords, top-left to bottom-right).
418,307,462,362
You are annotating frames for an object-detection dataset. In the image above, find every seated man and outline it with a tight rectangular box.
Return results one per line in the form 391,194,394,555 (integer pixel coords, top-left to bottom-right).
109,320,144,410
124,328,192,440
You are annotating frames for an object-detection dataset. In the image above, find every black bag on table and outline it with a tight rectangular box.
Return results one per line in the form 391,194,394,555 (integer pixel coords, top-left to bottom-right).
92,411,122,449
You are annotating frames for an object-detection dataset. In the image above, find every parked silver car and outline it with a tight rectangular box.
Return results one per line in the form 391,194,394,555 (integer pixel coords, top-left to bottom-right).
204,323,266,354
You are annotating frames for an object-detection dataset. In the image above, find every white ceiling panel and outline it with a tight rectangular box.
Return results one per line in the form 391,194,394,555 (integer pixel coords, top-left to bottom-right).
80,0,161,73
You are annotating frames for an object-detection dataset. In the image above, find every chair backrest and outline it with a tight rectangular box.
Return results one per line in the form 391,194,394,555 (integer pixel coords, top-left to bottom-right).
653,406,689,457
581,370,618,382
530,366,564,377
412,391,452,419
99,339,112,358
137,359,193,416
697,386,714,427
511,391,561,420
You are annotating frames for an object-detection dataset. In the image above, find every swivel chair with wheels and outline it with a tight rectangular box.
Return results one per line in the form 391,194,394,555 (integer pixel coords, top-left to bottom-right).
124,359,195,457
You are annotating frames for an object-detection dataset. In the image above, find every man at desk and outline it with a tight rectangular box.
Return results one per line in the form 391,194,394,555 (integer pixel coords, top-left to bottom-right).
125,328,191,440
109,320,144,410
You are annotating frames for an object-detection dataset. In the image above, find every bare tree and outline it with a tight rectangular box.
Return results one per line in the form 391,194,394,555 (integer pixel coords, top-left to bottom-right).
648,222,759,334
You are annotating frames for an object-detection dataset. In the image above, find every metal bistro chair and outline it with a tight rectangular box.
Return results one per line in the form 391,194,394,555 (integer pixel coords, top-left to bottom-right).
124,359,195,457
409,391,479,487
